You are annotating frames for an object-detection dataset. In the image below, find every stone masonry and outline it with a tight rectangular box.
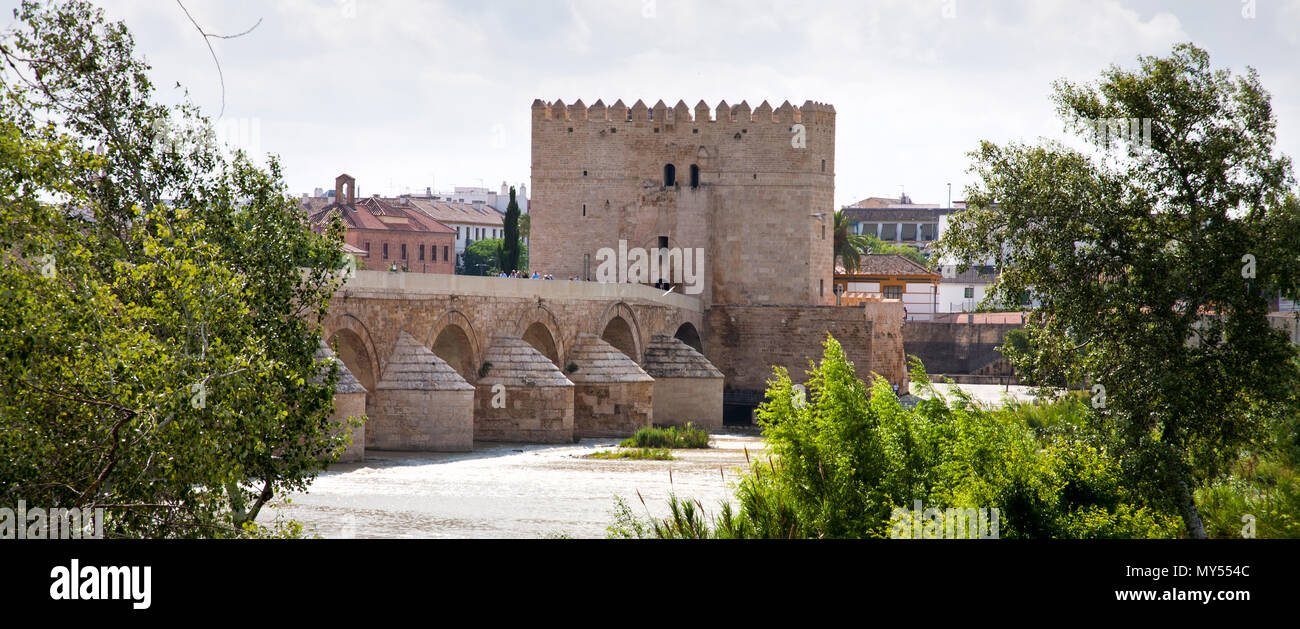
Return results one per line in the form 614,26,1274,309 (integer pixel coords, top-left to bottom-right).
530,99,836,307
567,333,655,437
642,334,724,430
371,332,475,451
474,336,575,443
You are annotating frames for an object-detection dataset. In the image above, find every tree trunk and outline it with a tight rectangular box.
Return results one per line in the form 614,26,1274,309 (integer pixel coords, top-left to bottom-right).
1177,478,1207,539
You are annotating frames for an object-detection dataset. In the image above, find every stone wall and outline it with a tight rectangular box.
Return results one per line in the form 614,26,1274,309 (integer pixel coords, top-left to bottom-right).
473,337,575,443
530,99,836,307
651,377,723,430
474,384,574,443
704,301,907,397
331,391,366,462
371,389,474,451
573,381,654,438
902,321,1022,375
325,271,704,389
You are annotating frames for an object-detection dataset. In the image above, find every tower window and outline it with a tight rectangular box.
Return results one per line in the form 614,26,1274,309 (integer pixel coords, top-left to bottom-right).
821,159,826,172
689,165,699,189
419,244,425,261
582,203,586,217
663,164,676,187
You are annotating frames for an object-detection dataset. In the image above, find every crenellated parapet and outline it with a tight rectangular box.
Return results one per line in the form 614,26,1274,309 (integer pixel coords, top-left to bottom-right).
531,98,836,125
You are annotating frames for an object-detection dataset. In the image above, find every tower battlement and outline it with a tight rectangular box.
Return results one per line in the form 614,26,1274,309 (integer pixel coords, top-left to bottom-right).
530,97,836,308
531,98,835,126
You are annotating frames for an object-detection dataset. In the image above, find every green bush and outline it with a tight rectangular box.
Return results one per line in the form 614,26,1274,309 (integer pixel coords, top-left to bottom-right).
619,424,710,449
609,334,1180,539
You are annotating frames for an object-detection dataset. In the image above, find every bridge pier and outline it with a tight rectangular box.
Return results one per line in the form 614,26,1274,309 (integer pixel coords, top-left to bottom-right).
371,332,474,451
473,337,575,443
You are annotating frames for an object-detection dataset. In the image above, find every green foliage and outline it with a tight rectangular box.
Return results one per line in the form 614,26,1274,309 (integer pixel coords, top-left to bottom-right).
502,187,521,273
833,209,872,272
585,448,675,461
460,237,527,276
864,235,925,266
462,237,503,275
934,43,1300,537
619,424,710,449
609,335,1180,539
0,0,347,537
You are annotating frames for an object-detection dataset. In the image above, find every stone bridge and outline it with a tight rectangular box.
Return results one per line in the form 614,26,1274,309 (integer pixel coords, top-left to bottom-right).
320,271,722,456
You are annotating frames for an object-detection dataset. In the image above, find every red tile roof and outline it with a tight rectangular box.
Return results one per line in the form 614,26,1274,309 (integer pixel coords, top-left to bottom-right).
304,197,455,234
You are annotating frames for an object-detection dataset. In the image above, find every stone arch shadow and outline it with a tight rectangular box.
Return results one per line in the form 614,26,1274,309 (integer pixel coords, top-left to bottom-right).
513,304,565,367
327,314,380,393
673,321,703,354
596,301,643,363
425,310,482,384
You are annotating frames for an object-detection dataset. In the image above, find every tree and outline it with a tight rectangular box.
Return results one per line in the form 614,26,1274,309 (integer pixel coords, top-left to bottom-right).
936,43,1300,538
0,0,350,537
501,187,521,273
463,237,504,275
865,235,926,266
609,337,1177,539
832,209,872,271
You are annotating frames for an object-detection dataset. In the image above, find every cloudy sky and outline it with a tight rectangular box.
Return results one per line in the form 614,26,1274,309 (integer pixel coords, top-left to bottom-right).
13,0,1298,208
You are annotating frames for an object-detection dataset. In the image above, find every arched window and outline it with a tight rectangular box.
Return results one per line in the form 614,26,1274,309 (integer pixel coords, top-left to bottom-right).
689,164,699,189
663,164,676,187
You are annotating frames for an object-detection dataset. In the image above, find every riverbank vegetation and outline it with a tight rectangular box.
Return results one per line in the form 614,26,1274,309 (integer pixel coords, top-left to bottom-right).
620,424,710,449
608,336,1300,539
585,448,676,461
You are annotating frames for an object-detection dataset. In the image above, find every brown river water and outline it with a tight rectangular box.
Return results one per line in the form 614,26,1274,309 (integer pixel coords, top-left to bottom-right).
262,433,767,539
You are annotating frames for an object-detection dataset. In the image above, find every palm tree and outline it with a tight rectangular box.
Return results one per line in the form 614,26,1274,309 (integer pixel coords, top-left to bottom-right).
833,209,872,272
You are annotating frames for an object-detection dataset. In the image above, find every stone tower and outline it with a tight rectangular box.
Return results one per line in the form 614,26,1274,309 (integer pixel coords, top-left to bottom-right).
529,98,836,306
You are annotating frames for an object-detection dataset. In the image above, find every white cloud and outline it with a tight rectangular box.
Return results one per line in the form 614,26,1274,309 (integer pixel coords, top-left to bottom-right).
19,0,1294,209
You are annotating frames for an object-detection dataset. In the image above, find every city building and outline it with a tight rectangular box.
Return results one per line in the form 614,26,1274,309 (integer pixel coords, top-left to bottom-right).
835,254,942,320
840,194,961,256
303,174,456,274
402,197,506,269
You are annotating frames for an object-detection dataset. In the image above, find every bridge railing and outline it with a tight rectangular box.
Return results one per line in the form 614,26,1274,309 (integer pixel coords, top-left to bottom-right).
338,270,705,313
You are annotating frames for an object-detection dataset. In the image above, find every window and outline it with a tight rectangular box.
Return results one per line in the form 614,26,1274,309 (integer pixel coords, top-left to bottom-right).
443,246,448,261
821,225,826,240
689,165,699,189
364,241,371,253
820,279,824,297
964,287,974,299
821,159,825,172
456,226,460,238
382,243,389,259
881,224,897,241
401,244,407,260
901,224,917,241
419,244,425,261
883,285,903,299
921,223,937,241
663,164,676,187
863,223,878,237
582,204,586,217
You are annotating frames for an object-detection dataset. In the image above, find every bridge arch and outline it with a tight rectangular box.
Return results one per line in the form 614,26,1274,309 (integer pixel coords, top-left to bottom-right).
426,310,482,383
673,321,703,354
327,314,379,393
515,305,564,366
596,301,642,362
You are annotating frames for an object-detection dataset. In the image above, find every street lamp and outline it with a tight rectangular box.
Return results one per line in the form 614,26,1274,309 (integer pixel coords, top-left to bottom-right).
832,282,845,306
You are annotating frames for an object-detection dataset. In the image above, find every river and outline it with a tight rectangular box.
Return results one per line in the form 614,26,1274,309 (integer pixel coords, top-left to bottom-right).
262,432,767,539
